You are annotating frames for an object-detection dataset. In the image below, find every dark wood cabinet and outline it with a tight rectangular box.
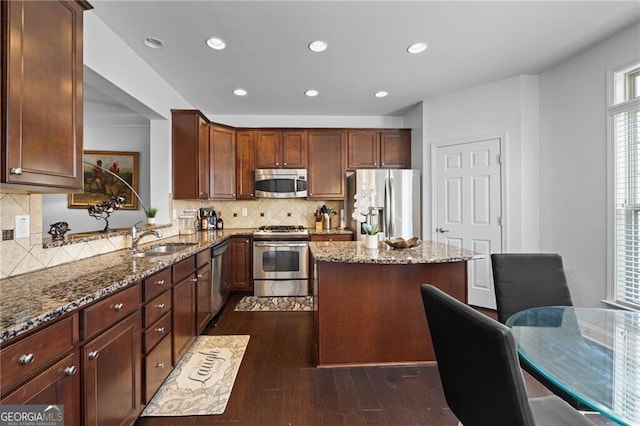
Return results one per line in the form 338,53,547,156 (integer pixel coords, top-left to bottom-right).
1,0,91,191
1,314,79,425
227,236,253,292
172,110,211,200
380,130,411,168
196,250,212,333
309,233,353,242
236,130,256,199
82,311,141,426
347,129,411,169
209,125,236,199
172,256,198,364
255,130,307,169
307,130,346,200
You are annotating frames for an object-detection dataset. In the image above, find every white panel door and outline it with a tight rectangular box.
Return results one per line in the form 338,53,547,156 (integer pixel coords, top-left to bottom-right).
435,138,502,308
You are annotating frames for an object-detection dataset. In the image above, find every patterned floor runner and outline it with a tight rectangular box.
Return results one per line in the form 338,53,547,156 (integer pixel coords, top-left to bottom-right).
140,335,249,417
234,296,313,312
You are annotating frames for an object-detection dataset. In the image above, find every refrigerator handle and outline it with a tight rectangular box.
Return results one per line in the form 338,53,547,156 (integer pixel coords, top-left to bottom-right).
385,176,392,238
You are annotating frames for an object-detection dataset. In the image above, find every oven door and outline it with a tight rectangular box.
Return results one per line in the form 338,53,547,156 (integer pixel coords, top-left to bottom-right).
252,241,308,280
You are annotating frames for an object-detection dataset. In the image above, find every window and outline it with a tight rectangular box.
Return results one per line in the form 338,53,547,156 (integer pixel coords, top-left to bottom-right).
609,64,640,310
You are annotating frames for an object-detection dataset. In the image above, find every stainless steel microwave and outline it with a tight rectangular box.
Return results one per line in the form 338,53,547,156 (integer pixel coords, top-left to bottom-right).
255,169,307,198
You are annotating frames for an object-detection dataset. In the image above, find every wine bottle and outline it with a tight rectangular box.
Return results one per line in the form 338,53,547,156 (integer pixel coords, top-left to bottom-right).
216,211,224,230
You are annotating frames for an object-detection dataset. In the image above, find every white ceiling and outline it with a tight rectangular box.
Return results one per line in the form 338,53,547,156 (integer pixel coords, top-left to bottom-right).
90,0,640,117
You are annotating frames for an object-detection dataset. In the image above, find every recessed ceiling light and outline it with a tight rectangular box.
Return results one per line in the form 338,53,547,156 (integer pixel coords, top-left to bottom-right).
407,42,428,54
233,88,247,96
374,91,388,98
143,37,165,49
308,40,328,52
305,89,319,97
206,37,226,50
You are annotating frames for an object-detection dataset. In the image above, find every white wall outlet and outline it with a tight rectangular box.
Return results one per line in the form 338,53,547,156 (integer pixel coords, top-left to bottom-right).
15,215,30,239
241,207,248,217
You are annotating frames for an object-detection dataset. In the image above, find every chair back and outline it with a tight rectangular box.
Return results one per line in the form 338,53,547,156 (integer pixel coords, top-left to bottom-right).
491,253,573,324
421,284,535,426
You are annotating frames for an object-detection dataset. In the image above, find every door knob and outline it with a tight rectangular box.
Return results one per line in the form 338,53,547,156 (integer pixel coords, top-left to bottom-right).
436,227,450,233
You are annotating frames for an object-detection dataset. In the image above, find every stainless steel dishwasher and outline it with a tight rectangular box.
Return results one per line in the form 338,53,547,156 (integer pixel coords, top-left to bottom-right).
210,239,229,324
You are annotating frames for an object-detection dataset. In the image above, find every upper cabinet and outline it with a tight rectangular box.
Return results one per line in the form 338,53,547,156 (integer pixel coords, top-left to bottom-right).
1,0,92,191
347,129,411,169
172,110,211,200
236,130,256,199
307,130,346,200
209,125,236,199
255,130,307,169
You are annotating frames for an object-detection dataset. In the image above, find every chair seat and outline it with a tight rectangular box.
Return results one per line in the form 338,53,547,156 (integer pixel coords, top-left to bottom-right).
529,396,594,425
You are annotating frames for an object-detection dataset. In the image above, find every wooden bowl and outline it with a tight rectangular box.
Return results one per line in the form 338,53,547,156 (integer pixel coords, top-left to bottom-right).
384,237,422,249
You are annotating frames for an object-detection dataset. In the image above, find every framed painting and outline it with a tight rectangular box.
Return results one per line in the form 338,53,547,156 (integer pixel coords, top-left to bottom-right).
68,150,140,210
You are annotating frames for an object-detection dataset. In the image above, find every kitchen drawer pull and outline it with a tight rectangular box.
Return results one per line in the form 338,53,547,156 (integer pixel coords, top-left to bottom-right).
10,167,23,175
19,353,35,365
197,274,203,278
155,303,166,309
156,362,166,369
191,278,198,282
155,327,165,334
155,280,165,286
64,366,77,376
113,303,124,311
88,351,99,360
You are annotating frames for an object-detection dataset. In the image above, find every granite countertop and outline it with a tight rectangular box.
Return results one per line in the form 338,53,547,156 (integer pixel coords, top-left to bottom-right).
309,240,481,264
0,229,251,344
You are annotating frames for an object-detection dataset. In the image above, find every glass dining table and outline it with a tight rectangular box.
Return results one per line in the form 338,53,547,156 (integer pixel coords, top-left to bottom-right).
506,307,640,426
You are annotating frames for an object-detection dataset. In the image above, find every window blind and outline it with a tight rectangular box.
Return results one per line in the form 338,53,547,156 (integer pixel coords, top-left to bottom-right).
614,106,640,309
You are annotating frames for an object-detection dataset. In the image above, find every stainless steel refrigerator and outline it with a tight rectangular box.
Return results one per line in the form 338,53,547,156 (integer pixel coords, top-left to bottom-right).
346,169,421,240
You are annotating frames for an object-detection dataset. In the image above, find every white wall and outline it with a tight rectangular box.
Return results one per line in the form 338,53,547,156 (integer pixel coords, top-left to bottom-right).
538,21,640,307
42,103,151,233
420,75,540,249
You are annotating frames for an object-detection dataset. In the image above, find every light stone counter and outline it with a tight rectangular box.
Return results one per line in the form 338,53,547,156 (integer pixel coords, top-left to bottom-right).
0,229,251,343
309,240,480,264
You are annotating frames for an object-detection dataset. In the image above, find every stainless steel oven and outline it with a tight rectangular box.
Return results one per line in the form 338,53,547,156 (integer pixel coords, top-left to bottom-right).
252,226,309,296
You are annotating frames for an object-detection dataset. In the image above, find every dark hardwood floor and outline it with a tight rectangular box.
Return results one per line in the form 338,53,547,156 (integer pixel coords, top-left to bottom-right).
135,295,615,426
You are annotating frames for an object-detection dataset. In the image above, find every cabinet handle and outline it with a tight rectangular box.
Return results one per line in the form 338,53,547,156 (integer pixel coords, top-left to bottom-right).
374,162,377,166
64,366,77,376
283,162,287,166
156,362,166,369
155,303,166,309
197,274,203,278
19,353,35,365
155,327,165,334
10,167,23,175
156,280,165,286
275,162,279,166
381,162,385,166
88,351,99,360
113,303,124,311
191,278,198,282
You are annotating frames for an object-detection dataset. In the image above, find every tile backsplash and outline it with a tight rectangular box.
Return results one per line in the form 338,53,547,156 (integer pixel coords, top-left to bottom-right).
1,192,343,279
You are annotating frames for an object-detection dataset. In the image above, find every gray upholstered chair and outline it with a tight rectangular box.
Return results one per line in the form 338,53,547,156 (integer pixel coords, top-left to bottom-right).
490,253,573,324
420,284,593,426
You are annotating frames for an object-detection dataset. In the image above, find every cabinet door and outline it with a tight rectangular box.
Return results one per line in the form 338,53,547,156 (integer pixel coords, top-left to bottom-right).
380,130,411,168
172,276,196,363
209,125,236,199
255,131,282,168
3,0,89,189
347,130,380,169
196,262,212,334
172,110,210,199
82,312,141,426
228,236,252,292
236,130,255,199
2,352,80,426
308,130,346,200
281,131,308,168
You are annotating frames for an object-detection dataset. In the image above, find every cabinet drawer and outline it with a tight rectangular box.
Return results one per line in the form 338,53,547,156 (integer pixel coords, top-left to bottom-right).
143,268,172,302
144,290,172,327
143,313,172,354
197,248,210,268
82,284,140,339
173,255,196,282
143,334,172,403
1,314,77,394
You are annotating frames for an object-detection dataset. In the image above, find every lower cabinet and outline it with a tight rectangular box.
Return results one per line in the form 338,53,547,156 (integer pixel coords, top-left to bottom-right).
196,249,213,333
228,235,253,292
172,276,196,364
82,311,141,426
309,233,353,242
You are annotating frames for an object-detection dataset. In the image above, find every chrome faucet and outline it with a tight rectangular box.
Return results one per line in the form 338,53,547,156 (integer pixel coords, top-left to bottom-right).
131,225,163,252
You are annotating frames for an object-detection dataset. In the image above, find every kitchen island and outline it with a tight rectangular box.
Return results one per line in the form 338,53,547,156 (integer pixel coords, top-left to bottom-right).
309,240,479,367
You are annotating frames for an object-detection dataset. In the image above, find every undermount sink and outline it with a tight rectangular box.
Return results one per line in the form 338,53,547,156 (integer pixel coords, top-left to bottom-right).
132,242,196,257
